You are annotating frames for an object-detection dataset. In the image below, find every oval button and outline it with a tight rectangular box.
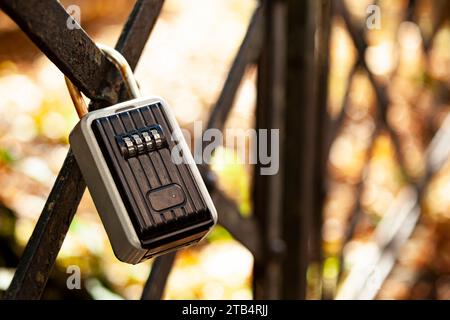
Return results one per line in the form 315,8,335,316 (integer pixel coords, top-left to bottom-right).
147,184,185,212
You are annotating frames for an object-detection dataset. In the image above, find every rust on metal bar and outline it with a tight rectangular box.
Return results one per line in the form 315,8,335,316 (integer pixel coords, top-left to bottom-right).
0,0,116,101
3,0,165,300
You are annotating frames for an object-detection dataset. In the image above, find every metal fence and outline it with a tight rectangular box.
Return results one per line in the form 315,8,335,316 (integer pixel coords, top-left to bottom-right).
0,0,448,300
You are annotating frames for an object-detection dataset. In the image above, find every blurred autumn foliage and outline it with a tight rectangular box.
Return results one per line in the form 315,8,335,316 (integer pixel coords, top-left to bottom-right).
0,0,449,300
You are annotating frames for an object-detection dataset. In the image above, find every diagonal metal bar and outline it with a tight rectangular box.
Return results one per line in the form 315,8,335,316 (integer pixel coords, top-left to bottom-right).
141,252,176,300
331,4,418,271
4,151,85,300
422,0,449,51
3,0,165,300
141,5,265,299
116,0,164,70
326,62,359,150
333,3,387,104
206,4,265,132
335,0,412,182
97,0,165,106
353,18,450,301
335,0,448,244
334,0,449,299
212,188,261,257
335,0,446,181
0,0,116,101
336,127,379,283
140,174,263,300
199,5,264,257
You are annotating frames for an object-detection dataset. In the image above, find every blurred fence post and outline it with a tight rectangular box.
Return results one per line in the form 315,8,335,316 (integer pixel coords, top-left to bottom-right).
253,0,320,299
253,0,286,299
311,0,332,299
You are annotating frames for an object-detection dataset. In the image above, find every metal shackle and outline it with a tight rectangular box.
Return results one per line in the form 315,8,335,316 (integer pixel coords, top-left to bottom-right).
65,43,141,119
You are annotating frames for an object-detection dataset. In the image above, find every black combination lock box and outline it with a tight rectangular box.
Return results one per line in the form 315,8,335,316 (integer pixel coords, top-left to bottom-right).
69,97,217,264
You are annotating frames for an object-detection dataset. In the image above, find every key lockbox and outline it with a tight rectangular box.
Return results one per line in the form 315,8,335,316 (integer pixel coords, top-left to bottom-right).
70,96,217,264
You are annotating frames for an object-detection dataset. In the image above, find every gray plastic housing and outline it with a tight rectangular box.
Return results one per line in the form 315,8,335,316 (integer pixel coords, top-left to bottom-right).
69,96,217,264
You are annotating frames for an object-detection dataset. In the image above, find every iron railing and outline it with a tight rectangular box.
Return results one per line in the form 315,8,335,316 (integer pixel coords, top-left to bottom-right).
0,0,448,300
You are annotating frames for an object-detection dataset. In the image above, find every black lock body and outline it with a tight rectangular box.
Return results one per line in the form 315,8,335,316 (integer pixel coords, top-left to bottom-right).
70,97,217,263
92,103,214,255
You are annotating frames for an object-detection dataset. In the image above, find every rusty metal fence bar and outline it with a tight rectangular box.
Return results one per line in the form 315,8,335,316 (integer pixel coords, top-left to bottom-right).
0,0,166,299
0,0,269,300
1,0,445,301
